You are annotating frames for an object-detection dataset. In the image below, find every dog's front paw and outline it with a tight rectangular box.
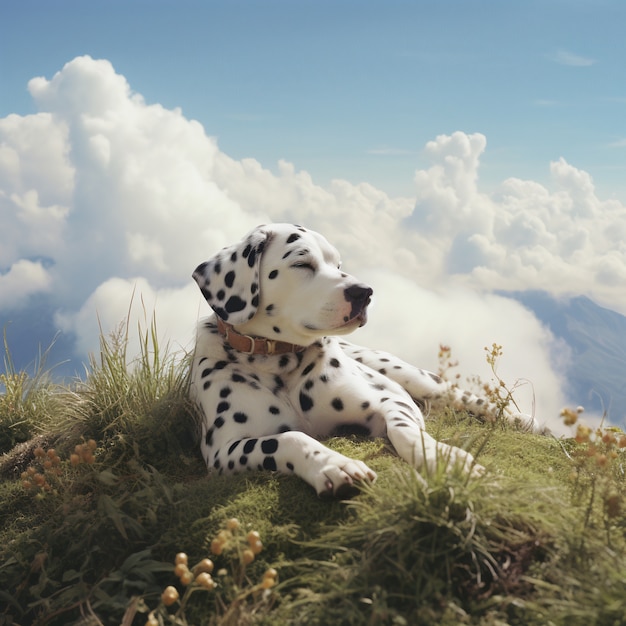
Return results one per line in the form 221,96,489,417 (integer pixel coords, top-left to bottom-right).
316,459,377,499
432,443,484,478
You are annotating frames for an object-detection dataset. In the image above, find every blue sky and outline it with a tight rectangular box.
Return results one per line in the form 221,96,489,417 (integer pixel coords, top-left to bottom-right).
2,0,625,199
1,0,626,430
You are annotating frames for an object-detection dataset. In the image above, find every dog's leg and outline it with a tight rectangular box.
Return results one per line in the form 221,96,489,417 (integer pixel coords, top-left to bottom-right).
381,406,484,477
340,341,539,431
211,432,377,498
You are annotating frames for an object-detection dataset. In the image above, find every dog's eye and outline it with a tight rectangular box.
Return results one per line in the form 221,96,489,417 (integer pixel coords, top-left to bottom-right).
291,262,316,272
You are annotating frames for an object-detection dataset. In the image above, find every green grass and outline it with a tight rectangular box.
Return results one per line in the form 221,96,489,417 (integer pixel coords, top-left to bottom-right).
1,325,625,626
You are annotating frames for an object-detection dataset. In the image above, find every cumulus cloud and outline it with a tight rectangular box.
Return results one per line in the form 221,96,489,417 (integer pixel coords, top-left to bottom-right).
0,260,51,310
55,278,202,361
406,133,626,312
1,55,625,431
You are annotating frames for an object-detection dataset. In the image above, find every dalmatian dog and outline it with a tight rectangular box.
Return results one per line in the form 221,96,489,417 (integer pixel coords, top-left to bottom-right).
191,223,538,498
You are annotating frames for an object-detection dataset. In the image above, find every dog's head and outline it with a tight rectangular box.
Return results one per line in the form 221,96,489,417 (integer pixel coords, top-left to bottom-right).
193,223,372,346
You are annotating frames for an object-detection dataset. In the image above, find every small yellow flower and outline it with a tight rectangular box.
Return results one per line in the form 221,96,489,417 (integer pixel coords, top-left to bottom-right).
210,539,224,555
194,558,214,574
174,563,189,578
575,424,591,444
161,585,179,607
195,572,216,590
247,530,261,544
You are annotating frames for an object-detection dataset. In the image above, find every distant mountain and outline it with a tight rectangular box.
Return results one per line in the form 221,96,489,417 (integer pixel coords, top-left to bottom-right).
505,291,626,428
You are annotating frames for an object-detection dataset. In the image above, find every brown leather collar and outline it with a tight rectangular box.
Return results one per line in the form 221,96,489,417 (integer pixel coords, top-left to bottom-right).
216,317,306,355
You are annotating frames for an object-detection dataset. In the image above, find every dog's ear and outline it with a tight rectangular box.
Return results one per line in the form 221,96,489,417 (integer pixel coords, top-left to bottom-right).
193,226,270,324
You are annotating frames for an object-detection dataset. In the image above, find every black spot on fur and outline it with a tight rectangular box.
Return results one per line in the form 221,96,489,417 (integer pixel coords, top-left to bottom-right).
332,398,344,411
361,401,370,410
429,372,442,384
232,373,246,383
278,424,291,433
263,457,277,471
203,380,211,390
216,401,230,413
214,416,225,428
269,406,280,415
225,271,235,288
228,440,241,455
273,326,281,334
279,355,290,368
286,462,294,471
287,233,301,244
395,401,413,411
205,427,214,447
220,387,231,398
261,439,279,454
233,412,248,423
299,391,314,411
302,362,315,376
240,455,248,465
268,269,279,279
243,439,258,454
247,249,257,267
214,361,228,370
330,358,340,368
225,296,246,314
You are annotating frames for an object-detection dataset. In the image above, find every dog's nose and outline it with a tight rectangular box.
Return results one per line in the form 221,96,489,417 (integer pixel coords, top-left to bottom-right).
344,284,373,305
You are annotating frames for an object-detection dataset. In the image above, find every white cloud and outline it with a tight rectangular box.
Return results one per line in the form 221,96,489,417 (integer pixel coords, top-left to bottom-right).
551,49,595,67
0,260,51,310
55,278,203,363
1,55,626,430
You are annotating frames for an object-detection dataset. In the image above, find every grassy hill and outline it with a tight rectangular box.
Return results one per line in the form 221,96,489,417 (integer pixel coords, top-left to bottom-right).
1,327,625,626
